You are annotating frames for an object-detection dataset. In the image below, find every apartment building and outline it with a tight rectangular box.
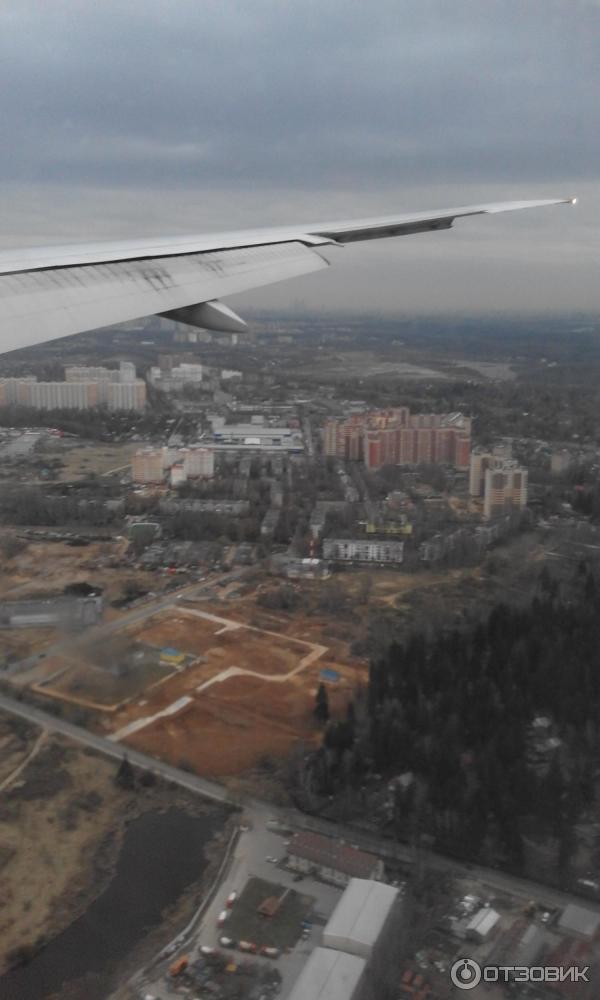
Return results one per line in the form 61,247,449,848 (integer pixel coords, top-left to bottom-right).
483,460,528,520
323,538,404,564
132,445,215,484
324,407,471,471
0,362,145,411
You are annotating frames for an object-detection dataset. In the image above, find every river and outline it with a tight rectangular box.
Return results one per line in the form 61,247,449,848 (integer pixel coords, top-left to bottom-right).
0,806,230,1000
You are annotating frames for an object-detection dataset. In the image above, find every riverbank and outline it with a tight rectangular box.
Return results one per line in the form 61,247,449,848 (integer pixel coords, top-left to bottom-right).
0,715,234,991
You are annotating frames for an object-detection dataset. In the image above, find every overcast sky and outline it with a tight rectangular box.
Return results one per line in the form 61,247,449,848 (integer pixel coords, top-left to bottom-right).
0,0,598,315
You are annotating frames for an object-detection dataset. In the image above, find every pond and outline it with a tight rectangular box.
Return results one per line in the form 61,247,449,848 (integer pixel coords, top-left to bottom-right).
1,805,229,1000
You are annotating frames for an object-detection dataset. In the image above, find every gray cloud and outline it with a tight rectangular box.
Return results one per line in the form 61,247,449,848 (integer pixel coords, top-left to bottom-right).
0,0,597,313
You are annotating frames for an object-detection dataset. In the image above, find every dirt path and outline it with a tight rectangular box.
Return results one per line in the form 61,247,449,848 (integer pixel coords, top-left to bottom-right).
0,729,47,791
109,612,327,744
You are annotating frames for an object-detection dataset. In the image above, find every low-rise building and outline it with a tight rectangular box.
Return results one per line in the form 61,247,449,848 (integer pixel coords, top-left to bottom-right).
323,878,400,959
558,903,600,939
286,831,384,886
465,907,500,942
287,947,365,1000
0,596,102,629
323,538,404,565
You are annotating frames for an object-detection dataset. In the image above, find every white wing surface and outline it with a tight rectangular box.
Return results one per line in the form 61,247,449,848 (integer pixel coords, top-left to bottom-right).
0,197,574,355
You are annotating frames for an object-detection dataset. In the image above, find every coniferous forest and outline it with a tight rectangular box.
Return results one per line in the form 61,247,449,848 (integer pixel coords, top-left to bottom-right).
298,563,600,882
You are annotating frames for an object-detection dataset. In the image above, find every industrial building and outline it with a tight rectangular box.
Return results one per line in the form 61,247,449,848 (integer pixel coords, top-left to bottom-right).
465,907,500,942
0,596,103,629
286,831,384,886
513,924,547,967
287,947,366,1000
323,879,400,959
210,419,303,452
558,903,600,938
323,538,404,565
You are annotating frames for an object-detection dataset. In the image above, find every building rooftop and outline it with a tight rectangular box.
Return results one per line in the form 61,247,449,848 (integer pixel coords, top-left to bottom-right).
288,831,381,879
558,902,600,938
287,947,365,1000
323,878,399,954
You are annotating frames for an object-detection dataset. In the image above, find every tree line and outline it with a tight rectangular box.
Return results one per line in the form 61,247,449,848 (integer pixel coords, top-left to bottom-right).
299,563,600,879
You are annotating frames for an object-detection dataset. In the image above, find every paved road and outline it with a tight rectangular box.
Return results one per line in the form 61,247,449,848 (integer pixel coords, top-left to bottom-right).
0,692,249,810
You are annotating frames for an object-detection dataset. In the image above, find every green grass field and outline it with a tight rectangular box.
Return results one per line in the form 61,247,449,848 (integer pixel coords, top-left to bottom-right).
224,877,314,951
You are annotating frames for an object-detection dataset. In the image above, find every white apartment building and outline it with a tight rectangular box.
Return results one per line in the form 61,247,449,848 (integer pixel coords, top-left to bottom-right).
132,448,166,483
1,362,145,411
105,381,146,410
65,365,115,382
23,381,101,410
132,445,214,484
323,538,404,564
181,446,214,478
0,376,37,405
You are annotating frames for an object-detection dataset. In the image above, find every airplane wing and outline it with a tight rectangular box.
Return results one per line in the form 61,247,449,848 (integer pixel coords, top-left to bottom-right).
0,197,574,355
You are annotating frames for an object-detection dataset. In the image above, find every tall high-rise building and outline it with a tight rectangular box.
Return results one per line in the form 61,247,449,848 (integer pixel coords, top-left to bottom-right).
483,460,528,520
469,444,513,497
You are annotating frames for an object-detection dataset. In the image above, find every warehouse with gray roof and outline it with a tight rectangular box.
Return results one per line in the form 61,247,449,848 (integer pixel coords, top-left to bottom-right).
322,878,400,959
287,947,366,1000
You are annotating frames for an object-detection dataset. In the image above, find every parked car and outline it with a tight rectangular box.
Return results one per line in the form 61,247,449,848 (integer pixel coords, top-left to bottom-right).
219,936,236,948
260,946,280,958
226,891,238,908
238,940,257,954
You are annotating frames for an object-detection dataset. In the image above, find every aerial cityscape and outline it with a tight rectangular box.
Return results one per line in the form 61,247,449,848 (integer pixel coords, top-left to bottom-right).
1,309,600,1000
1,1,599,999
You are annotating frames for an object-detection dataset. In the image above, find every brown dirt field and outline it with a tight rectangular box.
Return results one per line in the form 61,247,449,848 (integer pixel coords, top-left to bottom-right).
120,652,365,778
0,627,58,663
129,608,317,677
58,442,138,481
0,538,168,606
0,733,131,972
45,659,170,709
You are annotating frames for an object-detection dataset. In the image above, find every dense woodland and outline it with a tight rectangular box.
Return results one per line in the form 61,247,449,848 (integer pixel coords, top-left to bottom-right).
298,563,600,880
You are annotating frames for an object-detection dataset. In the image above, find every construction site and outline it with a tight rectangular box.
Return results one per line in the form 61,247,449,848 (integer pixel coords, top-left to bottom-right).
18,592,362,779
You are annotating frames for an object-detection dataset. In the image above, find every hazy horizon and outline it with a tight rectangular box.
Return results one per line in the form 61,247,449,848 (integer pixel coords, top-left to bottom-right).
1,1,598,315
